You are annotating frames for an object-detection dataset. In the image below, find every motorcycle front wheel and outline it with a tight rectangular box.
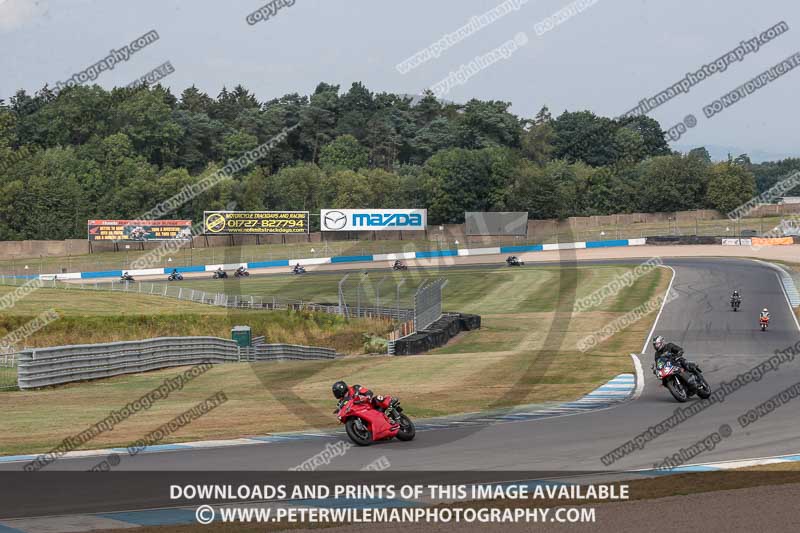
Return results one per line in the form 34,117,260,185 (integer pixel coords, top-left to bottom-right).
395,414,416,442
345,418,373,446
695,374,711,399
665,377,688,402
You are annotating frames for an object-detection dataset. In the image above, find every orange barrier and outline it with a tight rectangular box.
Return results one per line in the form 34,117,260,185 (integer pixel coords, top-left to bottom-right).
388,320,415,341
751,237,794,246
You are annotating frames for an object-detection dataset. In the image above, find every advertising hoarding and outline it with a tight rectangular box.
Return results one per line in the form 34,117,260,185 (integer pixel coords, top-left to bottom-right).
87,220,193,241
320,209,427,232
203,211,309,234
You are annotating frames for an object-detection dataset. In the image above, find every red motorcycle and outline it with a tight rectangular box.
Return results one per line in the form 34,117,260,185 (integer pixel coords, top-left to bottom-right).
760,316,770,332
335,395,415,446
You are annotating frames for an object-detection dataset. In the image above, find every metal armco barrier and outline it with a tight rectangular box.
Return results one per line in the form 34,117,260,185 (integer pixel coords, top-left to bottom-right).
16,337,338,390
251,344,336,361
17,337,237,390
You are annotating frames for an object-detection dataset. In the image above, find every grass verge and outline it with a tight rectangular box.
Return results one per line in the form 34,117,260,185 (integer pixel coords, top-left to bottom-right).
0,264,668,455
0,286,391,392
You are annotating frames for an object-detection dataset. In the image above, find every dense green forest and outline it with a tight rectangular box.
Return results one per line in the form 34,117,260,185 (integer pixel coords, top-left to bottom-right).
0,81,797,240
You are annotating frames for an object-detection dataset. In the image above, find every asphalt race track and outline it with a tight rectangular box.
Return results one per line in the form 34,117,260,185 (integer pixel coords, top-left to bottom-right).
2,258,799,515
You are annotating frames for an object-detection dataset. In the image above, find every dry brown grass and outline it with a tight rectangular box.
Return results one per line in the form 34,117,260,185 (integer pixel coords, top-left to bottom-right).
0,305,665,455
0,265,670,455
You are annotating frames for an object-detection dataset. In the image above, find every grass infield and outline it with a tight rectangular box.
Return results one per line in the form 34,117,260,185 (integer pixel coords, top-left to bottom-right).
0,264,668,455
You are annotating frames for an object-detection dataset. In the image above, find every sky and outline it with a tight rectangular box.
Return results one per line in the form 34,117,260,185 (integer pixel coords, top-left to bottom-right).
1,0,798,162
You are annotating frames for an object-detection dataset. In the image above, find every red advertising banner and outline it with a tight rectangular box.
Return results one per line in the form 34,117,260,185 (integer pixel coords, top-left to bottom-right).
87,220,193,241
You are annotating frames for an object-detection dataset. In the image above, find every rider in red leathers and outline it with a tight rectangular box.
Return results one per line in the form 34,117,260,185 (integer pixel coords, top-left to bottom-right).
332,381,392,411
332,381,409,442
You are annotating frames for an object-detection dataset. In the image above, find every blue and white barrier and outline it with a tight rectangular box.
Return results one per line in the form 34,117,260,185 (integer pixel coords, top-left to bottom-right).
32,238,648,281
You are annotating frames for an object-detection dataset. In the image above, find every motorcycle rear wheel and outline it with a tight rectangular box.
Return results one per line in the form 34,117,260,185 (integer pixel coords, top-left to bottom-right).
666,377,688,402
395,414,416,442
345,418,373,446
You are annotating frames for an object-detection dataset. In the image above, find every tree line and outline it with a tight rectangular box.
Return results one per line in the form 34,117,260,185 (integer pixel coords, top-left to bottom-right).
0,81,797,240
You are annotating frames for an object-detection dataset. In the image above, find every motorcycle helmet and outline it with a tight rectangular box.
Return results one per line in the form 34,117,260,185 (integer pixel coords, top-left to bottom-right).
653,335,666,351
762,308,768,313
332,381,348,399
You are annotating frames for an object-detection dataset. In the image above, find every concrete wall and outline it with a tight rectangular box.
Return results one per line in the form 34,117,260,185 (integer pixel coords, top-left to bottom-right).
0,239,90,260
4,206,800,260
750,203,800,217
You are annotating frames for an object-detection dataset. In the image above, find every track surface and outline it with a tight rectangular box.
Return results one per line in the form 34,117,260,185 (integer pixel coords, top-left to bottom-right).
61,243,800,282
2,258,799,518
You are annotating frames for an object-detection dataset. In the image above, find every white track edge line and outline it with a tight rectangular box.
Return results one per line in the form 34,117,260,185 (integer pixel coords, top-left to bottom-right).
640,264,676,354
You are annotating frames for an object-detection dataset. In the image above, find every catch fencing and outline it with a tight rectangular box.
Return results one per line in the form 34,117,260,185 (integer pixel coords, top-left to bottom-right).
414,278,448,331
0,352,16,391
336,273,446,329
0,274,441,327
336,273,417,321
0,275,422,320
15,336,338,390
0,275,344,314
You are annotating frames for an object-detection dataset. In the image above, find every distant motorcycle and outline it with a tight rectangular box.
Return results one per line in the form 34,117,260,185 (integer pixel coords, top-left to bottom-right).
234,268,250,278
213,270,228,279
120,273,135,282
392,262,408,271
730,297,741,312
652,354,711,403
292,266,307,275
167,272,183,281
760,315,770,332
506,256,524,267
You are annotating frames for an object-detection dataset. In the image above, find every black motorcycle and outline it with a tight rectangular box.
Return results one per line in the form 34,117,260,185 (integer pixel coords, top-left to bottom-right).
213,271,228,279
167,272,183,281
235,269,250,278
392,262,408,271
653,355,711,403
506,256,524,267
292,266,307,275
731,297,741,312
120,274,135,282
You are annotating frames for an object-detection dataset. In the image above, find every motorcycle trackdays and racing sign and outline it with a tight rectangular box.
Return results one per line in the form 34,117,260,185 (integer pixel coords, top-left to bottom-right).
203,211,309,234
320,209,428,231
